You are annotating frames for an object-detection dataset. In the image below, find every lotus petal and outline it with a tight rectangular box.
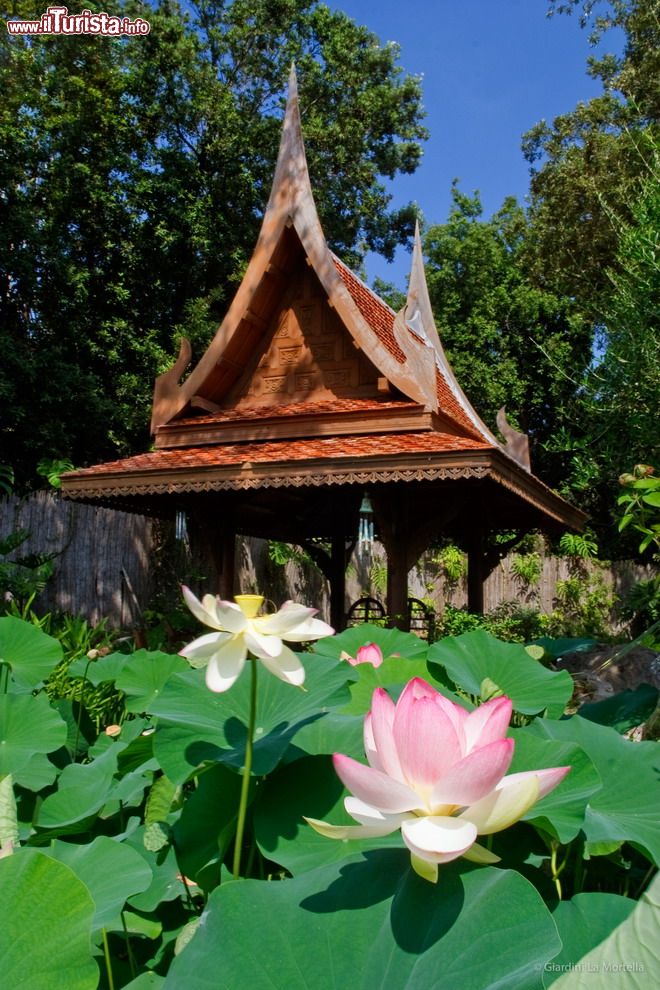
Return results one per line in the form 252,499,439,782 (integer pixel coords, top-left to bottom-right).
393,689,463,790
344,796,406,831
459,773,539,835
461,842,501,864
401,816,478,863
501,766,571,800
258,643,306,687
431,738,514,807
369,689,405,780
179,631,230,662
181,586,224,630
364,713,380,771
254,602,317,636
463,696,512,752
205,637,247,693
244,626,283,659
303,817,397,840
213,600,248,634
333,754,419,813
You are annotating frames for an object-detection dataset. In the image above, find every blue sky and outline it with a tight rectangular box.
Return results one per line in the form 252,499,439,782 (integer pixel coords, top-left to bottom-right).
326,0,612,288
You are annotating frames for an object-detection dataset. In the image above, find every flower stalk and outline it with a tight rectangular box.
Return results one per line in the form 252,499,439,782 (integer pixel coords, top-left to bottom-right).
232,658,258,879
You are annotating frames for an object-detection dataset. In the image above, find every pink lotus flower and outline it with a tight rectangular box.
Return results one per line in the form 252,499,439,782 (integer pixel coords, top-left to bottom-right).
340,643,384,668
305,677,569,882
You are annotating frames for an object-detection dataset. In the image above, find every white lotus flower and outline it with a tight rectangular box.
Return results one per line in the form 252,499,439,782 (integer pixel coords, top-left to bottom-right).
179,587,334,693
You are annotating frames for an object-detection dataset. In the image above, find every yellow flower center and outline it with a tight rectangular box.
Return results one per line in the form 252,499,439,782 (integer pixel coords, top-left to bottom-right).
234,594,265,619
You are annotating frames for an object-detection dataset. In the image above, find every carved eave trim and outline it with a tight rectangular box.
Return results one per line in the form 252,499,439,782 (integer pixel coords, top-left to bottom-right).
62,451,492,498
151,66,439,432
62,448,585,531
154,403,433,449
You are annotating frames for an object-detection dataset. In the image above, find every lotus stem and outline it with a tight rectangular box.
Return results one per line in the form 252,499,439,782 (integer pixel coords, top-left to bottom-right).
232,658,258,878
120,912,137,981
101,928,115,990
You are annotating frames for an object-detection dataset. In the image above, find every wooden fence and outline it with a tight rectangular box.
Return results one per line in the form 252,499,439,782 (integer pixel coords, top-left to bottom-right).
0,493,652,630
1,492,153,627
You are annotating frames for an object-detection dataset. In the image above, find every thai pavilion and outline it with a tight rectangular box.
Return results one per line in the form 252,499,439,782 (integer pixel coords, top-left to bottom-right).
61,68,585,631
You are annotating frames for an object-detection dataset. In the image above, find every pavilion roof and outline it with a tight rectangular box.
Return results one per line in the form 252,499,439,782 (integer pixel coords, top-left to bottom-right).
60,66,583,536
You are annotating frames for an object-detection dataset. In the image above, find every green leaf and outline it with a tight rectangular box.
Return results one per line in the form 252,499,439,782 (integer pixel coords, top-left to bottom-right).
255,755,402,875
115,650,189,712
578,684,658,733
120,911,163,939
641,491,660,507
145,774,178,825
509,729,602,843
172,763,242,888
340,654,467,718
313,624,428,662
162,855,561,989
122,972,165,989
0,617,63,688
150,657,351,784
67,651,130,685
551,874,660,989
544,893,636,987
524,716,660,862
41,836,152,933
531,638,599,659
428,630,574,717
0,774,18,849
37,745,119,829
283,710,366,762
124,972,165,990
0,848,98,990
0,693,67,779
124,829,183,913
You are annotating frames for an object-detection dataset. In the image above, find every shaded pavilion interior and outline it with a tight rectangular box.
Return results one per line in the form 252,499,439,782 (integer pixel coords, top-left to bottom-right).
61,68,585,631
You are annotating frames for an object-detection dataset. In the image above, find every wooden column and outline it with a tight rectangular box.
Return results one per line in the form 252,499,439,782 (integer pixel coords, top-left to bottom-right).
303,535,350,632
329,534,347,632
218,527,236,600
385,539,410,630
196,514,236,599
377,493,461,629
466,529,485,615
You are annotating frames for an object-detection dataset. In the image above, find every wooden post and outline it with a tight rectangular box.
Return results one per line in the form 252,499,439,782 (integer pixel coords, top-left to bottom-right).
385,539,410,631
218,527,236,600
329,534,347,632
195,514,236,599
466,530,485,615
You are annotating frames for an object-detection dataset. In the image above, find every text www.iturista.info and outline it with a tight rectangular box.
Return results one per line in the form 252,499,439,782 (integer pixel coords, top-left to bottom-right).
6,6,150,35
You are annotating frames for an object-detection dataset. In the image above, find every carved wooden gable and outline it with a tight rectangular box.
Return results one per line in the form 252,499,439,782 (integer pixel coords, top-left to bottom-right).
227,259,382,411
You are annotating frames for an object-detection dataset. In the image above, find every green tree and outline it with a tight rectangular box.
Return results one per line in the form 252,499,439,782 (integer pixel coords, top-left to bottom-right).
556,136,660,540
0,0,426,485
423,186,591,484
523,0,659,316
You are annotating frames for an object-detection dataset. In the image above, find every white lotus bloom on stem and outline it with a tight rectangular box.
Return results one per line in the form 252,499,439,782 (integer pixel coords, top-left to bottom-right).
179,587,334,693
305,677,570,883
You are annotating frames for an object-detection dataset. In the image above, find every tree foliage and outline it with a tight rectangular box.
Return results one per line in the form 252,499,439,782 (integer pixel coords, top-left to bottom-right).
0,0,426,484
516,2,660,544
423,187,591,485
523,0,659,315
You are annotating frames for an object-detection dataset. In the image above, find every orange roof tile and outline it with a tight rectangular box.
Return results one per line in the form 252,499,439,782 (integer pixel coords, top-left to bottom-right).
170,398,421,428
434,368,483,438
67,431,493,479
332,256,406,364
